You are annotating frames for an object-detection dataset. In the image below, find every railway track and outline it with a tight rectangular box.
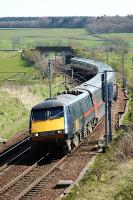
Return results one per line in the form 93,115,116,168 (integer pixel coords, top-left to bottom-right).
0,152,66,200
0,136,30,162
0,136,31,172
0,147,31,172
0,118,103,200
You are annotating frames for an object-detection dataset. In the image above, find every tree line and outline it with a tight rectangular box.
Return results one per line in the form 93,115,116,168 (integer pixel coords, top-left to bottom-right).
0,16,133,33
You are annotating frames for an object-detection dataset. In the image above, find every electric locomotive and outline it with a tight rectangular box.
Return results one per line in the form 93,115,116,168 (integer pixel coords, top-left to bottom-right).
29,58,116,152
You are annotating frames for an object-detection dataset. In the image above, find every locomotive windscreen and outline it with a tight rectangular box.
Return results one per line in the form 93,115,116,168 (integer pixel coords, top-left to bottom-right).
32,106,64,121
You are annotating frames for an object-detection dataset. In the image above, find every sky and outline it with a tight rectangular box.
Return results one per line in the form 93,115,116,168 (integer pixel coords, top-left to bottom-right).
0,0,133,17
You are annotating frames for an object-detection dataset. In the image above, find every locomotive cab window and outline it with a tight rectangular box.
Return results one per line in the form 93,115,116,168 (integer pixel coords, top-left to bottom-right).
32,106,64,121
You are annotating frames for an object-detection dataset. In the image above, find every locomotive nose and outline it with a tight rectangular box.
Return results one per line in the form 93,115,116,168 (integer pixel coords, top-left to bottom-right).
31,117,65,133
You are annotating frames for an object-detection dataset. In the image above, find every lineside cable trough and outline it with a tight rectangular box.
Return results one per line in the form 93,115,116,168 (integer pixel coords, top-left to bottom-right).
54,180,74,189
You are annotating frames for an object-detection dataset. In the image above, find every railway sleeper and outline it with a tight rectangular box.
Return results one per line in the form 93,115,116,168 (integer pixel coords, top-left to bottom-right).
29,189,39,192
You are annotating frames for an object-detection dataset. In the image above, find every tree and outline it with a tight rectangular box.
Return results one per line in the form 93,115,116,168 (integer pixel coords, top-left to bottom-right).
10,36,22,50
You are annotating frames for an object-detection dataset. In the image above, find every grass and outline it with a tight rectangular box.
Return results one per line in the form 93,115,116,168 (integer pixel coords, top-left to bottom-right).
0,28,101,49
102,33,133,50
0,51,37,139
0,51,43,85
0,28,133,49
0,50,70,139
0,90,29,139
0,77,69,140
63,129,133,200
0,51,30,72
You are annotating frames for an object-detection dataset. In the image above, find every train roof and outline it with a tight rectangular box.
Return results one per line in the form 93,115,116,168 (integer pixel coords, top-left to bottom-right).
71,57,113,72
71,57,115,93
32,90,88,110
32,57,115,110
32,98,64,110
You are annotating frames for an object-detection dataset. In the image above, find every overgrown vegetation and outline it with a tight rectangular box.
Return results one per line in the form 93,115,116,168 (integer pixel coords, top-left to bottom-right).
62,127,133,200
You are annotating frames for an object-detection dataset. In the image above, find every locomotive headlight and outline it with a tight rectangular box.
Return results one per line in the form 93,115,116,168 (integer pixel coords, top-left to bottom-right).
57,130,62,134
35,133,39,137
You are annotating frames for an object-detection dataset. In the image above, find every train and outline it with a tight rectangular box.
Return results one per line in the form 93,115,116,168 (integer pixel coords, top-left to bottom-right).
29,57,116,152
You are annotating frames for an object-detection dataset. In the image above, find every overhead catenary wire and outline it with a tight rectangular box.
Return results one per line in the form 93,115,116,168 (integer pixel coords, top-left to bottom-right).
0,73,27,82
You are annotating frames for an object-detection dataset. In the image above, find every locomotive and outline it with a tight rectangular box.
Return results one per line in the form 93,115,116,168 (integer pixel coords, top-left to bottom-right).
29,57,116,152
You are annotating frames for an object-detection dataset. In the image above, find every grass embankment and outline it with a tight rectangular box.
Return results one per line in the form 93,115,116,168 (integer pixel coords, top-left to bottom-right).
63,129,133,200
0,51,35,139
0,51,68,139
0,91,29,139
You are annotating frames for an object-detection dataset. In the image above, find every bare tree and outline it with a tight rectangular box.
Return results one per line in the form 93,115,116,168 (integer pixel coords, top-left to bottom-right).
31,50,48,79
11,37,22,50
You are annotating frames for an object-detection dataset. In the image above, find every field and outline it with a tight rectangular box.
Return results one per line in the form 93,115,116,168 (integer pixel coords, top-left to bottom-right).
0,51,34,72
102,33,133,50
0,28,133,49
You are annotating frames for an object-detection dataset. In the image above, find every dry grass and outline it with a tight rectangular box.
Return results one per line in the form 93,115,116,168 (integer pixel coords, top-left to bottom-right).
112,128,133,163
1,84,42,110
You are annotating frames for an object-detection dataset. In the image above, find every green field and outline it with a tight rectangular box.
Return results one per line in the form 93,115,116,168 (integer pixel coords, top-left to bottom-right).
0,51,32,72
0,28,100,49
0,28,133,49
0,51,43,84
102,33,133,50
